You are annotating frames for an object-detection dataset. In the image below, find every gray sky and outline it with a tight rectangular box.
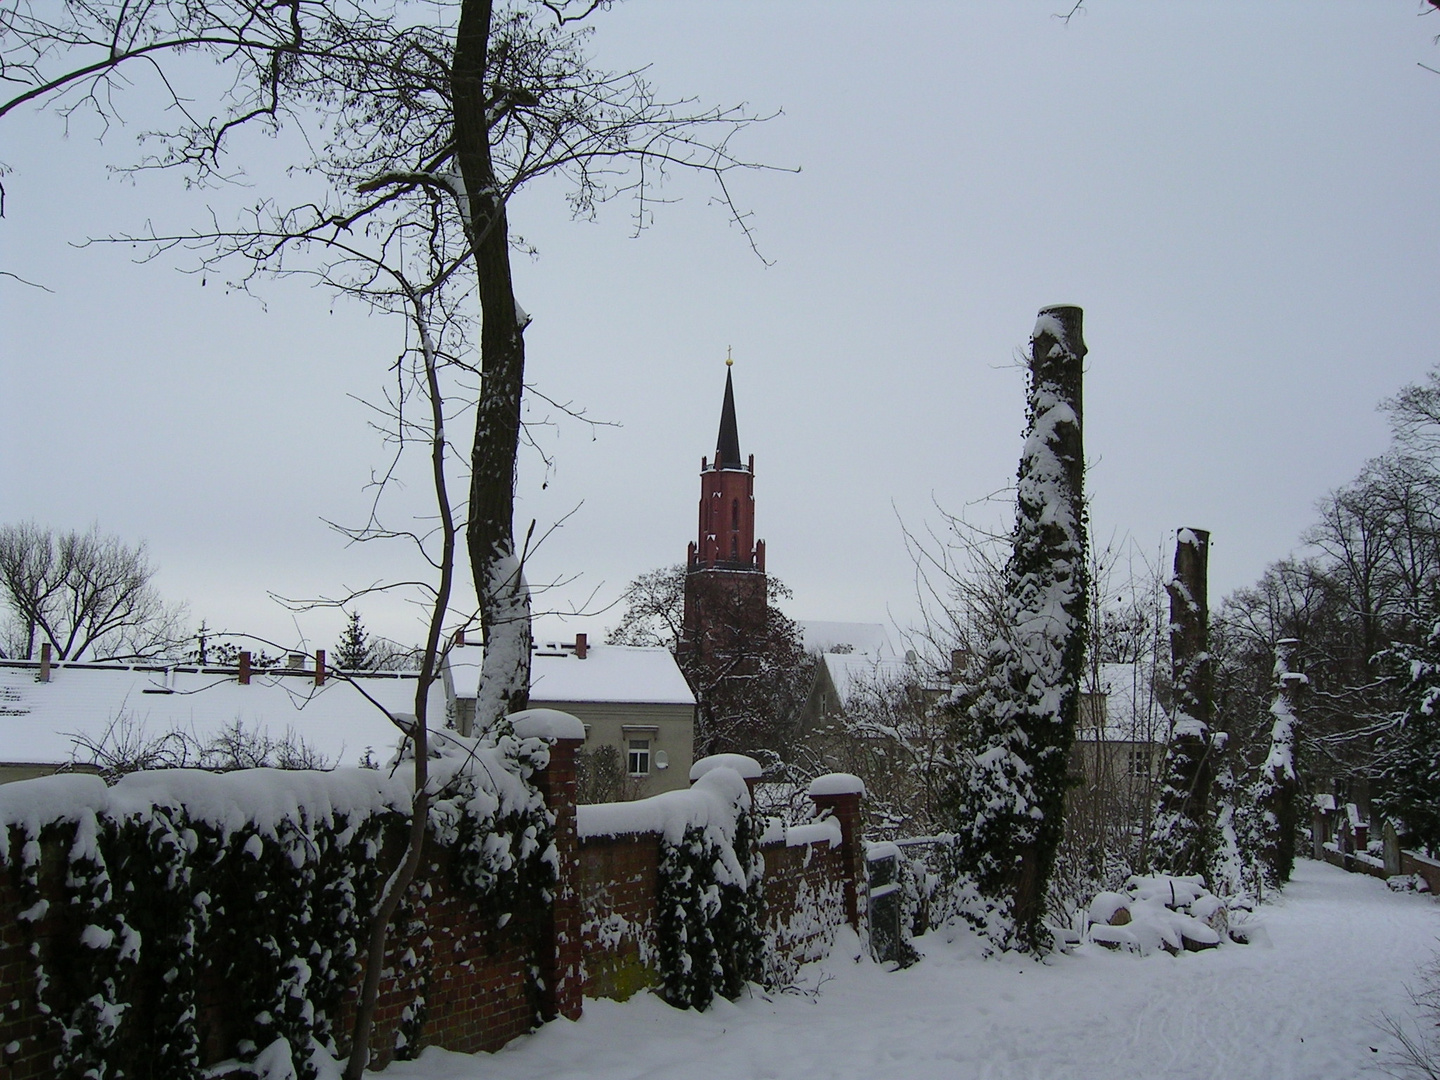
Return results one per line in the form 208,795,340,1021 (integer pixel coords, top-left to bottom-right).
4,2,1440,656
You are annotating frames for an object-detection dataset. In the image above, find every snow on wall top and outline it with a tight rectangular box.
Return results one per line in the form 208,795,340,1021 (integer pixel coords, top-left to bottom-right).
798,621,897,659
0,725,544,863
690,753,762,781
0,661,439,769
0,764,416,862
509,708,587,741
577,765,750,846
445,642,694,706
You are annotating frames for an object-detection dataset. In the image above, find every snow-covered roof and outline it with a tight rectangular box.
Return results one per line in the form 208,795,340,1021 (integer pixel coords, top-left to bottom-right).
821,652,916,706
0,660,440,770
798,621,897,659
444,641,694,707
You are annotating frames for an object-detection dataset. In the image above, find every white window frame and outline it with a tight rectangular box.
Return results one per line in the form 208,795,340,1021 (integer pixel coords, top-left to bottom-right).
1127,747,1151,779
627,737,651,777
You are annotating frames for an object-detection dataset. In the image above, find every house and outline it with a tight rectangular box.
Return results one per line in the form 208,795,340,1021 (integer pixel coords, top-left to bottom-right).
442,634,695,796
0,636,697,797
1071,662,1166,796
0,653,441,783
794,621,928,735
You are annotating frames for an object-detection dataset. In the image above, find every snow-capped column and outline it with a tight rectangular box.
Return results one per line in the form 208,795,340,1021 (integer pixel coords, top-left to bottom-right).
809,774,867,933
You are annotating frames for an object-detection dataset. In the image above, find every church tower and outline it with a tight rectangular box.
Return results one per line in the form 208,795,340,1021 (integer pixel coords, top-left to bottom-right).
678,361,768,674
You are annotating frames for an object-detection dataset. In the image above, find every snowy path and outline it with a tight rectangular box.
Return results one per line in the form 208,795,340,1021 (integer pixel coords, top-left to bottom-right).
390,860,1439,1080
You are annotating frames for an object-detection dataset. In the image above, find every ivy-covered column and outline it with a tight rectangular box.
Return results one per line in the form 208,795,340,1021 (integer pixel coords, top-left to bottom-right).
1149,528,1216,878
949,305,1088,953
517,711,585,1023
1255,639,1305,886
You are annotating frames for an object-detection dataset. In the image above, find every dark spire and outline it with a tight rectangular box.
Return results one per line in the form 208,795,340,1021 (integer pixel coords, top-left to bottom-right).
715,364,742,468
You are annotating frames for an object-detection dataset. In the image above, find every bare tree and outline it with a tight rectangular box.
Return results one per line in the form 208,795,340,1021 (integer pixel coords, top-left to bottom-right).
811,659,950,838
70,716,333,779
2,0,781,738
0,522,186,661
608,563,811,757
607,564,688,648
4,9,781,1069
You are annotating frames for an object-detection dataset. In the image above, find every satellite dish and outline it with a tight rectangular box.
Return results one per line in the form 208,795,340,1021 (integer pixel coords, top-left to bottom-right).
654,750,670,770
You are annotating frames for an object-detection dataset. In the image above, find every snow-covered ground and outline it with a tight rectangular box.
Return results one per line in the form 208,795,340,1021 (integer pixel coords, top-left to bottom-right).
390,859,1438,1080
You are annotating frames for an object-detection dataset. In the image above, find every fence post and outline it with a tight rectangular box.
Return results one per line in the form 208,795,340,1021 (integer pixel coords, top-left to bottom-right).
512,709,586,1023
807,773,866,933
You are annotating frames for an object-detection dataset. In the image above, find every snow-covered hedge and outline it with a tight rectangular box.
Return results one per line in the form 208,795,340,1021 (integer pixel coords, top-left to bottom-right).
0,730,553,1080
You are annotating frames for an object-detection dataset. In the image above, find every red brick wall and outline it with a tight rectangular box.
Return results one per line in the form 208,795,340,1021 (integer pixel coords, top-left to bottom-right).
532,737,584,1022
758,838,848,983
809,791,866,931
358,840,543,1066
575,821,858,1002
577,833,663,1000
0,848,60,1080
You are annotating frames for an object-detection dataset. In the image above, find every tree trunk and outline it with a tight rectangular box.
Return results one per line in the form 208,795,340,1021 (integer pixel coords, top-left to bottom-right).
453,0,531,733
344,301,455,1080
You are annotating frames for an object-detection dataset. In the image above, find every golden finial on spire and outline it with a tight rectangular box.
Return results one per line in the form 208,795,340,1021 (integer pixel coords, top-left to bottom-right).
726,345,733,367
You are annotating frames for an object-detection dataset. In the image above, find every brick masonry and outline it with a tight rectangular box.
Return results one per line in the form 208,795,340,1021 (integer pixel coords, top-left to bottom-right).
576,785,862,1001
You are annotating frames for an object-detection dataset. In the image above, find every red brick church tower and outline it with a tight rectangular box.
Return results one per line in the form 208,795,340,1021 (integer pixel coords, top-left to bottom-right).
677,362,770,728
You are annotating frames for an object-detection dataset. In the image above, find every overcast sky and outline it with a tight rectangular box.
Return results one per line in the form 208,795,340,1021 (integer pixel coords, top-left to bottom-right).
5,2,1440,657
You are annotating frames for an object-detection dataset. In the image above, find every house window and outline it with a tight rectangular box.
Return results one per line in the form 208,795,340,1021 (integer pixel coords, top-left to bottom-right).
1127,748,1151,778
628,738,651,776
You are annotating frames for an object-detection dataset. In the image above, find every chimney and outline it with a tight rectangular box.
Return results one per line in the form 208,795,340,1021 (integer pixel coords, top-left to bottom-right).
575,633,588,660
238,651,252,685
315,649,326,686
455,627,467,647
38,642,51,683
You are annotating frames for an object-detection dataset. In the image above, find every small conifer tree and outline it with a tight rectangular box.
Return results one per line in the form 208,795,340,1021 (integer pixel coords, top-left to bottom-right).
334,611,373,671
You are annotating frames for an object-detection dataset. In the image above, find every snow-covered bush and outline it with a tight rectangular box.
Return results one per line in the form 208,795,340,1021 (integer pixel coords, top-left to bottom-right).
0,729,553,1080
